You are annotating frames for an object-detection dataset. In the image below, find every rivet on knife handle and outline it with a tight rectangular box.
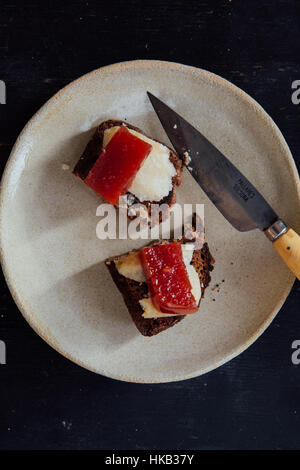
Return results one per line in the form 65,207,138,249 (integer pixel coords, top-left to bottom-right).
265,220,300,280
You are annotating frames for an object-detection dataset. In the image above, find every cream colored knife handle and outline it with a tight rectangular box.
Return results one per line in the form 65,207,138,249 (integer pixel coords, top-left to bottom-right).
265,220,300,280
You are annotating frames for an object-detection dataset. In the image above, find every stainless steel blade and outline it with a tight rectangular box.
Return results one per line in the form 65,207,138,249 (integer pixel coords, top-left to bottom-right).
147,91,278,232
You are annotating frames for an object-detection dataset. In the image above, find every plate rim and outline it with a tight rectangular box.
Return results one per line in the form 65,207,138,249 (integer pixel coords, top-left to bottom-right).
0,59,299,383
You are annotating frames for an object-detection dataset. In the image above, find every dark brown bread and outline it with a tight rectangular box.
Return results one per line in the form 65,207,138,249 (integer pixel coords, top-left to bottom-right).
73,120,183,222
105,221,214,337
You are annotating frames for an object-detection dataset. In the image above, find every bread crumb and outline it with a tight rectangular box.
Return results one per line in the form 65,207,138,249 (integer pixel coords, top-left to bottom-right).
62,421,72,430
183,151,191,165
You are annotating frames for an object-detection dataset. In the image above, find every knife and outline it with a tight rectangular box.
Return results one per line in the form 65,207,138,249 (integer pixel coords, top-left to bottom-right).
147,91,300,280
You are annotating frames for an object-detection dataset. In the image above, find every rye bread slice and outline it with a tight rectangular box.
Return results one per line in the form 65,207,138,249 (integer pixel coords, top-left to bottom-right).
73,120,182,223
105,218,214,337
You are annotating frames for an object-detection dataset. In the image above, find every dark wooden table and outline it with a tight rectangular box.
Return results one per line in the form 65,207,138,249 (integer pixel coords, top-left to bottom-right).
0,0,299,450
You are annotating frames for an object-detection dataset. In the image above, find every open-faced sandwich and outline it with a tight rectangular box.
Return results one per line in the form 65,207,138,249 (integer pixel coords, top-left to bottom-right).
105,215,214,336
73,120,182,224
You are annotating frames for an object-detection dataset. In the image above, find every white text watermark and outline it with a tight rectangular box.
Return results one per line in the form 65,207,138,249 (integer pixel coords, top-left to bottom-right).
0,80,6,104
95,198,205,244
291,340,300,365
0,340,6,364
291,80,300,105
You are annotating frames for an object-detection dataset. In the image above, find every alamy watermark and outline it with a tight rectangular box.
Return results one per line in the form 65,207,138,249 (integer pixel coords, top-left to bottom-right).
0,80,6,104
291,340,300,365
95,198,205,245
291,80,300,105
0,340,6,364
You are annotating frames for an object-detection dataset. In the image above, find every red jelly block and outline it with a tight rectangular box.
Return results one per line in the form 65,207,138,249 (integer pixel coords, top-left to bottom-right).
140,242,198,315
84,126,152,205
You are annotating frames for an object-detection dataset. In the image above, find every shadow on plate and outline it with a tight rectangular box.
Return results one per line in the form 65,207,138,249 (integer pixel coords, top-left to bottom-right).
40,261,138,353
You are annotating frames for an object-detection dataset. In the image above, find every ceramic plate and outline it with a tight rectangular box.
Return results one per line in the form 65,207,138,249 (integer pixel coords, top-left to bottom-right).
1,60,299,383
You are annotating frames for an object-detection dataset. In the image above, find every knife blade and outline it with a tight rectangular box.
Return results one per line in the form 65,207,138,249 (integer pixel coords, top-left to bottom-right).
147,91,300,279
147,91,278,232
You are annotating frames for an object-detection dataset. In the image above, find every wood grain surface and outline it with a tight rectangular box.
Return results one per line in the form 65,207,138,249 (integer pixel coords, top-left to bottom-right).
0,0,299,450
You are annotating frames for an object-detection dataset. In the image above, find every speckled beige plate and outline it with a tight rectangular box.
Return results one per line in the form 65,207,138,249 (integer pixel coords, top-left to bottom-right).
1,61,299,383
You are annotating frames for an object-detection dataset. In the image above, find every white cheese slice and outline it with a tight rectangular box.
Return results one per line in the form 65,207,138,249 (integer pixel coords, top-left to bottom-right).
114,252,144,283
139,297,183,318
103,125,177,202
181,244,202,307
114,243,201,319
